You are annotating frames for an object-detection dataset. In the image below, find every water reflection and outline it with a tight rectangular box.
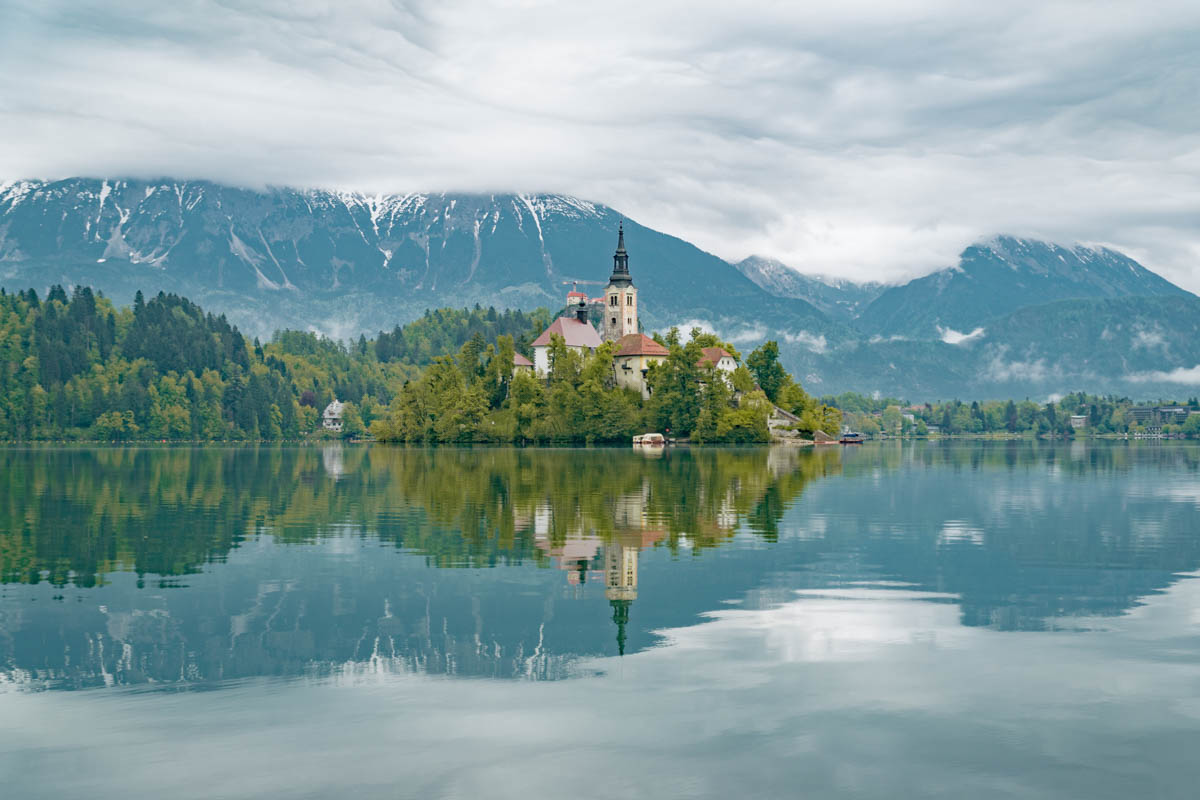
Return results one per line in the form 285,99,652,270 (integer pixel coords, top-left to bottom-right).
0,442,1198,689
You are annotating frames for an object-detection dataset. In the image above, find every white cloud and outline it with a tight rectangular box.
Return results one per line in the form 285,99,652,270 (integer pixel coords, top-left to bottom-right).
1127,365,1200,385
782,330,828,353
2,1,1200,290
937,326,986,345
1132,328,1168,351
983,350,1054,383
673,318,765,346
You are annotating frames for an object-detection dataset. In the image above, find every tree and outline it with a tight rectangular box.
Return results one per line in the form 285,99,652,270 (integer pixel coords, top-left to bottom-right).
746,341,787,402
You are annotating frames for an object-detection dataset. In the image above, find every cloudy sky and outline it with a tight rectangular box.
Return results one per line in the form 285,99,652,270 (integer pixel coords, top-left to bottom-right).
2,0,1199,288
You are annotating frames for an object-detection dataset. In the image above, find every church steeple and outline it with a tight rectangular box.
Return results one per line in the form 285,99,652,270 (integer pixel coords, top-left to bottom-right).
603,222,639,341
610,221,631,285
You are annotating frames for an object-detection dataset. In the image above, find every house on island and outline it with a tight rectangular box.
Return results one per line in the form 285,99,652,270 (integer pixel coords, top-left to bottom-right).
614,333,669,398
512,352,534,375
322,399,344,432
697,347,737,374
531,315,603,376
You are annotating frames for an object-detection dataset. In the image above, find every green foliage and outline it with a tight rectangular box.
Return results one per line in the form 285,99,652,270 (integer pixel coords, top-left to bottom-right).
373,306,549,365
826,390,1200,438
746,340,788,402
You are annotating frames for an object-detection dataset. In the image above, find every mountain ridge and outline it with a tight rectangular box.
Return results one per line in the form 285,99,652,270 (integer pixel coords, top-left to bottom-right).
4,177,1200,400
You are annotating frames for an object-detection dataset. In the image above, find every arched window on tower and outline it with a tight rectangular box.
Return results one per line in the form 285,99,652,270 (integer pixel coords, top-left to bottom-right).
626,295,633,306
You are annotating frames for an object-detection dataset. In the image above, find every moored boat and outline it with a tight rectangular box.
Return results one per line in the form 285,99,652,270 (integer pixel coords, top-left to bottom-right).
633,432,666,447
839,431,865,444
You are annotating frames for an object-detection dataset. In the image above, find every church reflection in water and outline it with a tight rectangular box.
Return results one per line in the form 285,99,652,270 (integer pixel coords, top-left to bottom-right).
4,443,1200,690
531,475,743,655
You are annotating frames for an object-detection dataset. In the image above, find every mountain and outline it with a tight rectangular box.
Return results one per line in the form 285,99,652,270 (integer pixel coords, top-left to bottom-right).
734,255,884,320
0,178,834,342
857,236,1190,338
4,177,1200,400
781,294,1200,400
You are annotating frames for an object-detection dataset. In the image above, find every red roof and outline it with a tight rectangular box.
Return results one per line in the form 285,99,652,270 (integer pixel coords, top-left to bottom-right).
566,291,586,298
531,317,604,349
614,333,669,357
697,347,733,366
513,352,533,367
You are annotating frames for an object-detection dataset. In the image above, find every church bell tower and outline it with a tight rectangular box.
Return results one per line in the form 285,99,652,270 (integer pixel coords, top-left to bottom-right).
603,222,638,342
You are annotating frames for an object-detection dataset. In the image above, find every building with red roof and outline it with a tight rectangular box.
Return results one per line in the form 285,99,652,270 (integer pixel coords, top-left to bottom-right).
530,316,604,376
697,347,737,374
512,351,534,376
613,333,669,398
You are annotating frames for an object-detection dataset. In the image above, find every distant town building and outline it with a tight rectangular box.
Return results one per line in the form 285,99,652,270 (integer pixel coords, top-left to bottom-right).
322,399,344,432
1129,406,1190,427
613,333,669,398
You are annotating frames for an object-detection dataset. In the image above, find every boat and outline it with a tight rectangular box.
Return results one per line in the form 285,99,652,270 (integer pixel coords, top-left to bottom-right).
839,431,865,444
633,432,666,447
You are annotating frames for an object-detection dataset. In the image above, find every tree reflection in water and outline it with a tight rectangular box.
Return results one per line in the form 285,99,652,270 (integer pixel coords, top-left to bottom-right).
0,442,1198,688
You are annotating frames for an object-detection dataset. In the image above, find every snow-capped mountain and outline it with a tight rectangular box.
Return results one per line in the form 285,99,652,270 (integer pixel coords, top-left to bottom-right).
857,236,1190,338
4,177,1200,399
0,178,830,340
735,255,884,320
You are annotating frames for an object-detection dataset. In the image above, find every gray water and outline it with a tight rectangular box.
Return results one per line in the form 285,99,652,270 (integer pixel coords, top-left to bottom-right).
1,442,1198,798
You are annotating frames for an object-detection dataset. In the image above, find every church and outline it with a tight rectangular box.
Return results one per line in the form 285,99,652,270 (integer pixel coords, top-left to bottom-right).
530,223,668,397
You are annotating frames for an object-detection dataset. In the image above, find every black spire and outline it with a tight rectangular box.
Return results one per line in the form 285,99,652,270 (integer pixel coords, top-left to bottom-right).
610,597,631,656
609,222,632,286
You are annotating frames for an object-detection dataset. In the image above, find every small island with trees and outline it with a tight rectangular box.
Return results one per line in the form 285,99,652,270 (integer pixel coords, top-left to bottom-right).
0,226,1196,444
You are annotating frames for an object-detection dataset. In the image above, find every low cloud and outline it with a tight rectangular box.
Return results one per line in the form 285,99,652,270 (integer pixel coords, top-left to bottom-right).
1131,328,1168,352
2,2,1200,291
1126,365,1200,385
782,330,828,354
937,326,986,345
983,350,1053,383
674,319,765,346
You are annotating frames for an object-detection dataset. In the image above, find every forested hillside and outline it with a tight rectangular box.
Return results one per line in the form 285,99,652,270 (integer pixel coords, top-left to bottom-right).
0,286,421,440
0,285,837,443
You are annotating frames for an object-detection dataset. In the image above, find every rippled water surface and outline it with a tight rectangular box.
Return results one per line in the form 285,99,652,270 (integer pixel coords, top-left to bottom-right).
1,442,1199,798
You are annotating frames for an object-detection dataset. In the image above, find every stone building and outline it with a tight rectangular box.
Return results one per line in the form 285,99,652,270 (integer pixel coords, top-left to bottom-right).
602,223,639,342
613,333,669,398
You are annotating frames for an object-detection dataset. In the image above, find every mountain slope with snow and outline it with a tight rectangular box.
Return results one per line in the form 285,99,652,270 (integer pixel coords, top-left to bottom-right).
0,178,834,340
857,236,1191,338
734,255,884,320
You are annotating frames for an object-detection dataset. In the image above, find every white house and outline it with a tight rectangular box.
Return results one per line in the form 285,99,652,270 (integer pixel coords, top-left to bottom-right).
322,399,344,432
530,316,603,377
697,347,737,374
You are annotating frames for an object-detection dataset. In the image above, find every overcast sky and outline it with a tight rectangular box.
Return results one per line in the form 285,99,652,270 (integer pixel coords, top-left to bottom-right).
2,0,1199,288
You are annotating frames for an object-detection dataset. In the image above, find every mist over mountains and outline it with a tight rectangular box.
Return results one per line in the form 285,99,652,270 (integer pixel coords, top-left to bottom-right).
2,178,1198,400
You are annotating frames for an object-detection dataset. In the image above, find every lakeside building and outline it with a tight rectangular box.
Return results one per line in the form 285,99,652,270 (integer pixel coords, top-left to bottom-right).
1069,415,1088,429
322,399,344,432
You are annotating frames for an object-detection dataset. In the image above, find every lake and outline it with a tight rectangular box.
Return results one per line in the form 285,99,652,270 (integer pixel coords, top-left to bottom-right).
1,442,1199,798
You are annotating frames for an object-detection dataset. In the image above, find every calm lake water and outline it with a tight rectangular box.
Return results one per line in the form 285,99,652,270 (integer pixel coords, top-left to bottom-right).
1,442,1199,798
